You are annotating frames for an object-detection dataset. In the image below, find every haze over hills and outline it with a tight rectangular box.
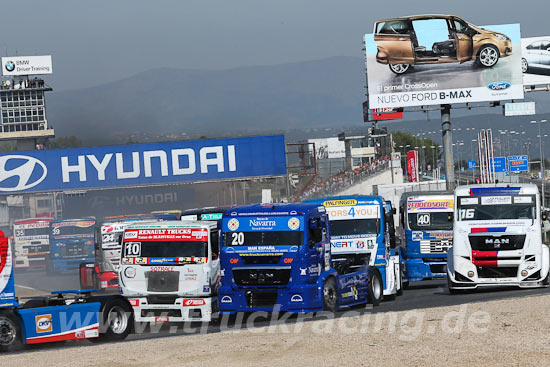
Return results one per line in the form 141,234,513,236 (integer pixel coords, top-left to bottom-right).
44,55,550,156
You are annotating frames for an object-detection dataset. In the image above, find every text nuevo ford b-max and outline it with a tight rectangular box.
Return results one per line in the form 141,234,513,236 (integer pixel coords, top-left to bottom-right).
373,15,512,74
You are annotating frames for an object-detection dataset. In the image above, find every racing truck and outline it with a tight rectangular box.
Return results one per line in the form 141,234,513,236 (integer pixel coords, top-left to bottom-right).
48,218,96,272
218,202,392,314
0,230,133,352
80,214,158,292
306,196,403,300
13,217,53,269
118,220,220,323
399,191,454,284
448,184,550,292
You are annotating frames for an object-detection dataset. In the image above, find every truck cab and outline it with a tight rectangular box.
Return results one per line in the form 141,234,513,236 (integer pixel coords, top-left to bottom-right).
48,218,96,272
13,217,53,269
448,184,549,291
399,191,454,283
119,221,220,322
218,203,385,314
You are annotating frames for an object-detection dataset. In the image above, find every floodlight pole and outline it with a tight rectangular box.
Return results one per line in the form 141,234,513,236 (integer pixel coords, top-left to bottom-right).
441,104,455,190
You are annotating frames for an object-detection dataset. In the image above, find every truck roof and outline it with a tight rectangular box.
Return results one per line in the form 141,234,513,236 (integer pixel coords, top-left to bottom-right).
224,203,324,217
14,217,54,224
51,218,95,223
125,220,216,230
455,184,539,196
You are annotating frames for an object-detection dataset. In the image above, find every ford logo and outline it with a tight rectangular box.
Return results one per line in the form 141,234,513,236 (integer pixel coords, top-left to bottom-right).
0,155,47,191
488,82,510,90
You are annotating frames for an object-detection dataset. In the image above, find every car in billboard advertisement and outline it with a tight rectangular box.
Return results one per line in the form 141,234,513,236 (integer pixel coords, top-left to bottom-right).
364,15,523,108
521,36,550,85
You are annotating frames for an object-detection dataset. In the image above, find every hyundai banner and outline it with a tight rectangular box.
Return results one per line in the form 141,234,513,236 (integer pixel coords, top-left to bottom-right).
364,15,523,108
0,135,287,194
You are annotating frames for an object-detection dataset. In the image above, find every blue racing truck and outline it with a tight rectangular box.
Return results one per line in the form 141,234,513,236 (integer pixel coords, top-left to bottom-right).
218,202,392,314
48,218,96,272
306,196,403,300
0,230,133,351
398,191,454,285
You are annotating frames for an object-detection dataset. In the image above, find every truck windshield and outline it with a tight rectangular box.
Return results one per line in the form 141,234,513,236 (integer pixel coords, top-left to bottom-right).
14,227,50,238
329,219,378,237
123,241,207,258
222,231,303,246
457,196,536,221
408,212,453,230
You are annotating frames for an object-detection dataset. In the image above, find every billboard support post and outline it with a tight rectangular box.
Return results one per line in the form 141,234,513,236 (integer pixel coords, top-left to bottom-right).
441,104,455,190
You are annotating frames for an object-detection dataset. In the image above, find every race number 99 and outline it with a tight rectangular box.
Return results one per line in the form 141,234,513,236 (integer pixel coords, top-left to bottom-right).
124,242,141,257
417,213,430,226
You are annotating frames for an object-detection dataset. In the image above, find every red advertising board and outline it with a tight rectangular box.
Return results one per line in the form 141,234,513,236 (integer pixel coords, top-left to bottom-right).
372,108,403,121
407,150,418,183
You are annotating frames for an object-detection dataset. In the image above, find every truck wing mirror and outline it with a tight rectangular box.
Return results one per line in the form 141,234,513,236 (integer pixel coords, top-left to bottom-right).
448,213,454,222
309,218,319,230
543,211,549,221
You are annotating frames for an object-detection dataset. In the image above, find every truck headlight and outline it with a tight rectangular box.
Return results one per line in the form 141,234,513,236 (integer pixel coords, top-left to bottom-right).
124,267,136,279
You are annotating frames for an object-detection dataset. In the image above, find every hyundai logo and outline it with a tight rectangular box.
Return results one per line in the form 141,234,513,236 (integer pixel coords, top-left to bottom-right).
487,82,510,90
4,61,14,72
0,155,47,191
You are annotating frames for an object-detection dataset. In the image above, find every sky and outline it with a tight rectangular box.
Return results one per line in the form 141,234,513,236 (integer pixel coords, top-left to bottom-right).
0,0,547,91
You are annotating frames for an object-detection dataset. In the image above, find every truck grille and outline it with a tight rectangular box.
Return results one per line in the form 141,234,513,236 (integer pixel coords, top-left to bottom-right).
420,240,452,254
24,244,48,254
233,267,291,286
146,271,179,292
59,244,89,258
245,291,278,307
469,235,525,251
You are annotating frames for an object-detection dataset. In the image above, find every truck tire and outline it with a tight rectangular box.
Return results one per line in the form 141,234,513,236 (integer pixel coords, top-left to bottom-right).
97,298,133,341
322,277,338,312
367,268,383,306
0,310,22,352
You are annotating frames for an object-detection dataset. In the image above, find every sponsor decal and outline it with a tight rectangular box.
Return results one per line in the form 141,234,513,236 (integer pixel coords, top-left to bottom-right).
299,268,307,276
323,199,357,207
289,246,298,252
407,199,454,211
290,294,303,302
220,296,232,303
287,217,300,230
129,298,140,307
184,276,197,281
411,231,423,241
183,299,206,307
283,258,293,264
124,231,138,239
229,258,239,264
134,257,149,265
150,266,174,272
488,81,511,90
376,254,385,260
203,286,211,293
35,314,52,333
227,219,239,231
74,331,84,338
84,329,99,338
155,317,169,322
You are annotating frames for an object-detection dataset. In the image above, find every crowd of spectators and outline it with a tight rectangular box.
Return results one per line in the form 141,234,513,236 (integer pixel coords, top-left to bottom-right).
296,156,390,201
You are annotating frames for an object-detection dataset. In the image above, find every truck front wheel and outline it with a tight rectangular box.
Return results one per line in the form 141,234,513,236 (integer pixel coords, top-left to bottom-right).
97,298,133,341
322,277,338,312
0,310,21,352
368,269,383,306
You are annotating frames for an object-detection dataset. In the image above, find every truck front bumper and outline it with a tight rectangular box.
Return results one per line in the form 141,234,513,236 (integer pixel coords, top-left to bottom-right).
128,297,215,322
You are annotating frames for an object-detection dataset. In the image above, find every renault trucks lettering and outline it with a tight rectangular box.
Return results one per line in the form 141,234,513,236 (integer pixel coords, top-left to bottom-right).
119,221,220,322
448,184,549,292
399,192,454,283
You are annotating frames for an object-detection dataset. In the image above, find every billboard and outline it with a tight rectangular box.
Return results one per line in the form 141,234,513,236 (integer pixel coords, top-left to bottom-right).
1,55,52,76
308,137,346,159
0,135,286,194
364,15,523,108
521,37,550,85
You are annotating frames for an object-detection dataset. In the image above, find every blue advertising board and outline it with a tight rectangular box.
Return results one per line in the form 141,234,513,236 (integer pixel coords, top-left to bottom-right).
490,157,507,173
0,135,287,194
467,160,476,170
508,155,529,172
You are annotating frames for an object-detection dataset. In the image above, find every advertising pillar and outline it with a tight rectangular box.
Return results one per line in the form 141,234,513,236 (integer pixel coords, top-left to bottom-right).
407,150,419,182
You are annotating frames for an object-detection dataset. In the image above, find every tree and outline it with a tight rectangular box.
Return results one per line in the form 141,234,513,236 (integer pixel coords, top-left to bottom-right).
49,136,83,149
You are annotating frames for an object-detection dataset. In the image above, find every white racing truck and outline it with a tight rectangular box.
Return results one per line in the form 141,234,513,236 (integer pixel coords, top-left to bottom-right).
118,221,220,323
448,184,550,292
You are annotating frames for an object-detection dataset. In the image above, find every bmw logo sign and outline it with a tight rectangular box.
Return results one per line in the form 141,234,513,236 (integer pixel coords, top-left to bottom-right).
4,61,15,72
